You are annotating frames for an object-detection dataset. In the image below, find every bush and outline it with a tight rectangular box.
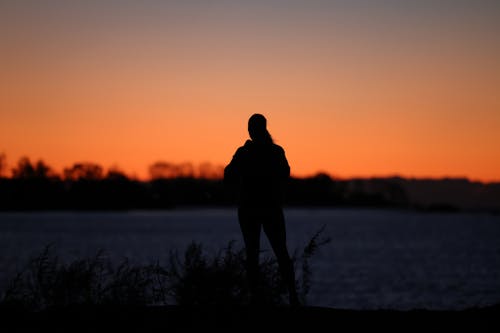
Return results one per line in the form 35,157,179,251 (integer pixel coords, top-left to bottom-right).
1,227,330,310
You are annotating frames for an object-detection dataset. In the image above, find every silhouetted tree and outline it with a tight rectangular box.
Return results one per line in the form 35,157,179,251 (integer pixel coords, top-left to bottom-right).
0,152,6,178
177,162,194,178
4,157,62,210
12,157,35,179
198,162,223,179
286,173,342,206
11,157,56,179
63,162,103,181
149,161,195,179
150,161,223,180
105,167,129,181
149,161,177,179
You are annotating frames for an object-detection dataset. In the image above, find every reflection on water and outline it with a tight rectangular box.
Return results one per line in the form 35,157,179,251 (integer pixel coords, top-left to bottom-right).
1,208,499,310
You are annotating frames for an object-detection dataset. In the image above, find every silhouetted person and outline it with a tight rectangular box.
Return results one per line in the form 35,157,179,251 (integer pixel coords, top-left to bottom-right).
224,114,299,306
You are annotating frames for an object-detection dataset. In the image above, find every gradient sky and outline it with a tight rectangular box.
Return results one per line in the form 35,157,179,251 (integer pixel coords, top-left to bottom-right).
1,0,499,181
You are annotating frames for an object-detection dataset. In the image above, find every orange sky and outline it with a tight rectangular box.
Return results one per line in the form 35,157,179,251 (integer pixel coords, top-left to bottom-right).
1,1,499,182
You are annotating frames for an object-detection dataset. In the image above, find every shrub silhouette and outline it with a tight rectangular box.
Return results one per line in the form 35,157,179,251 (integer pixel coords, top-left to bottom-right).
166,241,248,305
1,227,330,309
0,244,164,309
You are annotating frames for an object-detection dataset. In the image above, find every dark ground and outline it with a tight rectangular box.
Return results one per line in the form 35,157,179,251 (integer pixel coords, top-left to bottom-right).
0,304,499,333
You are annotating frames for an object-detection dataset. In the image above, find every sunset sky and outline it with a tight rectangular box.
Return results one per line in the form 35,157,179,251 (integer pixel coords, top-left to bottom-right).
1,1,499,181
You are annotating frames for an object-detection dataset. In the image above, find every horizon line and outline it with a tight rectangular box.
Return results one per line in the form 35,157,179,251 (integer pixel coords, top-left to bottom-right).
1,154,499,184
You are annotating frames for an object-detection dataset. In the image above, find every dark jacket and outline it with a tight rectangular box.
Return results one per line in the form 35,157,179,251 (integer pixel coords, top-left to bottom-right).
224,140,290,207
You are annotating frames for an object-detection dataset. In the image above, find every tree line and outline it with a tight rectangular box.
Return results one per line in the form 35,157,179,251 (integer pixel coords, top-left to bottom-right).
1,154,498,212
0,154,224,181
0,155,226,210
0,155,411,211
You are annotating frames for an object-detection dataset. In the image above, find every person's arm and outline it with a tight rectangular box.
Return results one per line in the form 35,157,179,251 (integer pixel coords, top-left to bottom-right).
224,147,244,186
277,146,290,179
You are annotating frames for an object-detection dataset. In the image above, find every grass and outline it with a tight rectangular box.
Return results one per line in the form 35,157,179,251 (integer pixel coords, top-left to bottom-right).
1,226,330,310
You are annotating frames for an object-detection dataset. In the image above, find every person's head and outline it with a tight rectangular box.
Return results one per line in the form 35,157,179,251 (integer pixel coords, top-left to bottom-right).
248,113,273,144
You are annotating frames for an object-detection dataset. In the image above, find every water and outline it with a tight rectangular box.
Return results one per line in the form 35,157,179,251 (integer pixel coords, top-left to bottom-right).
1,208,499,310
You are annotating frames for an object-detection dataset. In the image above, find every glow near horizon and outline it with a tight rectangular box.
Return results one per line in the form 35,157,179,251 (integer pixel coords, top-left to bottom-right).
1,1,499,181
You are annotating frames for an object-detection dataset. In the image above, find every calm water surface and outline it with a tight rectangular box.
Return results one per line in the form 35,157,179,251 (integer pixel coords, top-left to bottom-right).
1,208,499,310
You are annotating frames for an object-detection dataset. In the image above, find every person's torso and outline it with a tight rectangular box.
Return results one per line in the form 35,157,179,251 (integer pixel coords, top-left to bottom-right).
237,142,288,206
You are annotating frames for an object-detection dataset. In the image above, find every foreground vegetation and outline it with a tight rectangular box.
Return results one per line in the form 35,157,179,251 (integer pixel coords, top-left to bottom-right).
0,227,330,310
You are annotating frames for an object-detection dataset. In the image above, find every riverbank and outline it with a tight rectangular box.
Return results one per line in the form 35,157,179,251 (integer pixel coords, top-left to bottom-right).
1,304,498,332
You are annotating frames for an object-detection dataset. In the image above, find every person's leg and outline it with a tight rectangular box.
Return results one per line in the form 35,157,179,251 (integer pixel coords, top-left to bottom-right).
238,207,262,302
261,207,299,306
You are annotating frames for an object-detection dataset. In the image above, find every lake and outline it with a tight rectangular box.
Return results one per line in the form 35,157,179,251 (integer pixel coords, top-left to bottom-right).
1,208,499,310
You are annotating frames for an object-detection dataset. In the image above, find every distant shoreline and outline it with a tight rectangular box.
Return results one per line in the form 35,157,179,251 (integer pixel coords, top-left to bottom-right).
1,176,499,213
